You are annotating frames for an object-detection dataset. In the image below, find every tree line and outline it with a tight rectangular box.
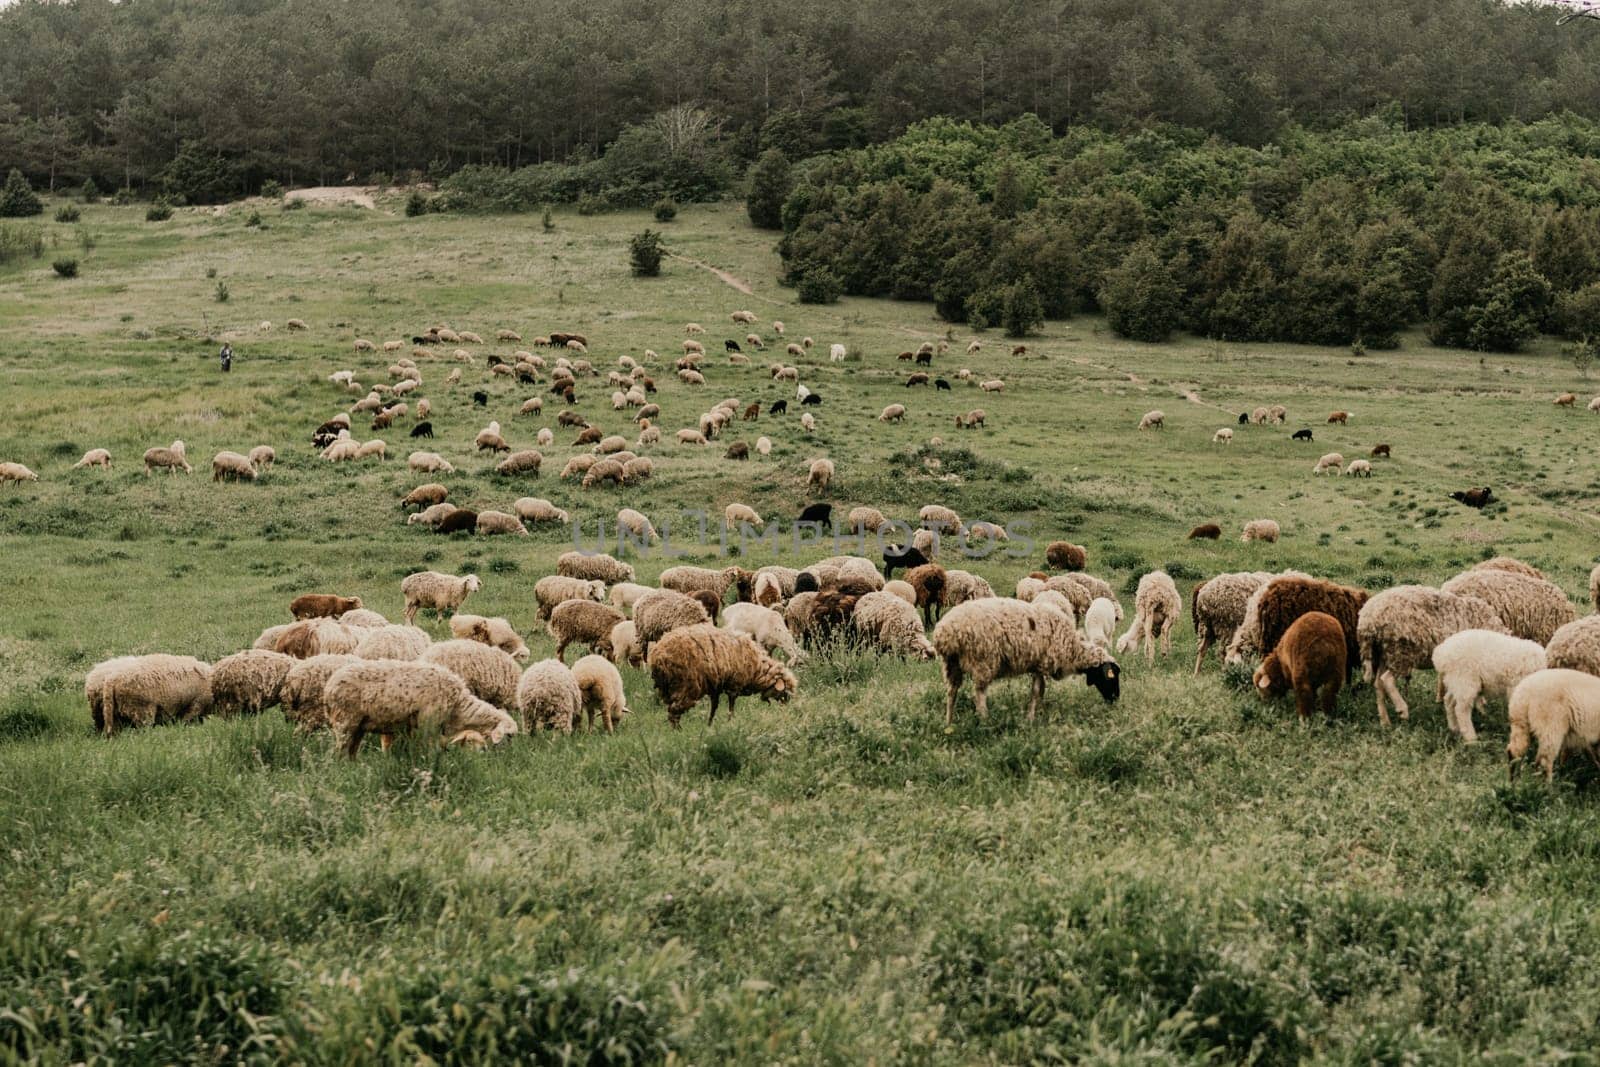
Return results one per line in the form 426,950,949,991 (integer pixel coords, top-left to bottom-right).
2,0,1599,197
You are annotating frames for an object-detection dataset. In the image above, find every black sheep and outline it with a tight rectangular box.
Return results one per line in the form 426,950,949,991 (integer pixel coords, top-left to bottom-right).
473,390,489,407
436,508,478,535
487,354,506,367
882,544,929,578
725,339,742,353
915,351,932,366
934,378,951,391
795,571,820,594
409,421,434,439
769,400,788,415
800,393,822,406
1291,428,1313,441
1450,487,1495,509
1238,412,1249,425
796,502,833,526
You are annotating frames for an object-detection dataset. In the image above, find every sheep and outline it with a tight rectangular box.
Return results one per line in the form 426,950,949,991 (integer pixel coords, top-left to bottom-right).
355,439,388,461
1450,487,1495,509
419,639,521,710
1506,669,1600,782
1116,571,1182,663
560,454,598,480
1224,574,1367,677
943,570,995,611
242,445,275,472
932,599,1120,723
1357,585,1509,726
408,451,455,474
279,654,360,733
495,449,543,477
475,426,510,453
660,566,743,602
1083,597,1119,653
1371,443,1391,457
557,551,634,585
719,602,805,665
829,343,847,362
1138,410,1164,430
1345,459,1372,477
1212,428,1234,445
614,507,657,544
1188,523,1222,540
648,624,797,728
1241,519,1280,543
1269,404,1288,424
275,618,361,659
143,440,191,476
1327,410,1350,424
87,654,214,734
621,456,654,484
846,506,887,534
852,591,936,659
475,510,530,536
291,593,364,620
515,658,585,733
1312,452,1344,475
608,620,643,668
633,588,713,656
339,608,389,629
883,579,916,607
1253,611,1347,723
1045,542,1087,571
534,575,606,621
321,432,363,462
1431,629,1548,743
436,508,479,535
808,458,834,492
286,318,308,331
1555,392,1577,407
206,649,294,718
1191,572,1274,673
72,448,112,470
879,403,907,423
919,504,963,534
400,570,482,625
448,614,529,660
570,654,630,733
327,661,516,755
1436,568,1575,645
980,379,1005,393
354,624,433,661
208,450,256,482
408,503,457,529
512,497,568,526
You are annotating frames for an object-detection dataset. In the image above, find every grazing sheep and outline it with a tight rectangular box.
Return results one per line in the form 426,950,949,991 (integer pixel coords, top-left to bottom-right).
607,581,654,616
569,654,629,733
808,458,834,492
943,569,995,611
1223,574,1366,677
919,504,963,534
354,624,432,661
475,510,530,536
557,551,634,585
400,570,482,625
933,599,1119,723
291,593,364,620
1045,541,1087,572
211,451,257,482
1083,597,1119,653
608,620,642,668
724,503,763,530
1188,523,1222,540
829,343,847,362
495,449,543,476
419,639,521,709
1253,611,1347,723
878,403,906,423
143,441,191,476
847,506,887,534
1555,393,1577,407
279,654,360,733
435,508,478,535
1212,428,1234,445
852,591,936,659
408,451,455,474
1050,574,1119,613
723,602,807,664
1431,629,1548,743
1313,452,1344,475
448,614,529,660
88,654,214,735
1371,443,1391,457
1450,487,1495,509
355,439,387,461
615,507,658,544
408,503,457,529
1241,519,1280,543
967,521,1007,542
1357,585,1509,726
1436,568,1574,646
633,588,712,655
1506,669,1600,782
560,454,599,480
513,497,568,525
72,448,112,470
286,318,308,331
327,661,516,755
883,579,917,606
648,624,797,728
339,608,389,629
534,575,607,621
660,565,743,602
582,458,627,488
1291,429,1314,442
209,650,295,717
1138,410,1165,430
1327,410,1350,424
1474,556,1546,580
1191,572,1274,673
275,618,361,659
621,456,654,484
980,379,1005,393
1116,571,1182,663
1345,459,1372,477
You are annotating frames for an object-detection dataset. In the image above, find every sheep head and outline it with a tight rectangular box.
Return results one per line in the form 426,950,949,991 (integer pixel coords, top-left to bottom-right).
1083,660,1120,703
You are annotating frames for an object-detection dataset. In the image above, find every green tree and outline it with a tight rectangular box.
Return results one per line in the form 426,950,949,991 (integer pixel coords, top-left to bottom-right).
1001,278,1044,337
1465,251,1551,352
160,141,239,205
746,149,791,230
1557,282,1600,340
796,266,842,304
0,169,43,218
629,229,664,277
1100,241,1184,343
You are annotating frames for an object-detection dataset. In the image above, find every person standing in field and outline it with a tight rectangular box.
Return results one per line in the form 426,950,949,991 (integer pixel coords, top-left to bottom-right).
219,342,233,373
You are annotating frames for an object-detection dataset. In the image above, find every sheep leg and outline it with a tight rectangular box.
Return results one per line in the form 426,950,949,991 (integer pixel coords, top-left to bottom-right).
340,725,366,759
727,695,738,718
1027,675,1044,723
1374,673,1392,728
1144,618,1156,664
403,602,418,626
1160,622,1172,657
1193,634,1210,676
1319,681,1339,719
1383,672,1410,720
554,639,568,663
1293,680,1314,724
942,659,963,725
1455,683,1480,743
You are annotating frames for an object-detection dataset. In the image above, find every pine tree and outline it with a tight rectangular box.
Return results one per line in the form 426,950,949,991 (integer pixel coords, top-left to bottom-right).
0,169,43,218
746,149,791,230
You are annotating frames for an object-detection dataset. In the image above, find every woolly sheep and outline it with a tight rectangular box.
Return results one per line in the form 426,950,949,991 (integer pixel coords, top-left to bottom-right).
829,343,847,362
549,600,626,662
208,650,294,717
572,654,630,732
355,439,387,461
1440,568,1576,645
1431,629,1548,743
515,658,584,733
248,445,275,470
327,660,516,755
275,618,361,659
980,379,1005,393
848,506,887,533
496,449,543,476
933,599,1119,723
1541,616,1600,678
1083,597,1119,653
339,608,389,629
475,510,530,536
608,581,654,616
800,413,816,432
534,574,607,621
1212,428,1234,445
280,654,360,733
408,451,455,474
852,591,935,659
291,593,364,620
648,624,797,728
401,483,448,511
943,569,995,610
1357,585,1509,726
143,441,191,476
448,614,529,660
72,448,112,470
633,588,712,655
1345,459,1372,477
557,551,634,585
513,497,568,525
419,639,521,709
1191,571,1274,673
1312,452,1343,475
660,565,742,601
621,456,654,484
616,507,658,543
1241,519,1280,543
400,570,482,625
1223,574,1366,675
1116,571,1182,663
884,579,916,606
879,403,906,422
808,458,834,492
89,654,213,734
1252,611,1347,724
1045,542,1086,571
408,503,457,528
1507,669,1600,782
919,504,963,534
562,454,599,479
354,624,433,661
1138,410,1164,430
211,451,257,482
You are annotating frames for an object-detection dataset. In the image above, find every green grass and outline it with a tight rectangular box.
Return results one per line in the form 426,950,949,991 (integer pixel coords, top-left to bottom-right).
3,194,1600,1062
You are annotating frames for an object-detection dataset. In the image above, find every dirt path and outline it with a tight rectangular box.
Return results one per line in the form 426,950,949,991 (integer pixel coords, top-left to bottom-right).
286,186,378,209
671,254,787,305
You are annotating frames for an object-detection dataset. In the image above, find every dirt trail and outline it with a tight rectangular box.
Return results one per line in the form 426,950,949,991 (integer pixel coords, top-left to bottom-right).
671,254,787,305
286,186,378,209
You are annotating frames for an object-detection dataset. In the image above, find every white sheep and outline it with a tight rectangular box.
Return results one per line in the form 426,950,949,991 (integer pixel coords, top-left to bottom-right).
448,614,530,660
1138,410,1164,430
571,654,630,732
354,624,433,661
280,654,361,733
419,639,521,709
209,650,295,717
1345,459,1372,477
851,591,935,659
879,403,906,422
71,449,112,470
513,497,568,525
1313,452,1344,475
932,599,1119,723
557,551,634,585
408,451,455,474
1357,585,1508,726
515,658,583,733
87,654,213,734
142,440,191,476
808,458,834,492
1431,629,1547,743
1212,428,1233,445
1083,597,1119,652
248,445,275,470
1507,669,1600,782
326,660,517,755
211,451,257,482
829,343,847,362
616,507,658,543
1241,519,1280,543
400,570,482,625
1116,571,1182,663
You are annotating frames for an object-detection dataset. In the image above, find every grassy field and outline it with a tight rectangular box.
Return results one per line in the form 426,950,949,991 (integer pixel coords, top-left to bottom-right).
3,194,1600,1063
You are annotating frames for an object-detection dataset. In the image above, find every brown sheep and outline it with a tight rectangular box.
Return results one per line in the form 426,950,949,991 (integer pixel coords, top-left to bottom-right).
1187,524,1222,540
647,624,797,728
548,599,626,663
1253,611,1347,723
1371,444,1391,458
742,402,760,421
1045,541,1087,571
689,589,723,624
1555,393,1577,407
1327,411,1349,424
905,564,948,626
290,593,364,620
1245,575,1368,678
725,441,750,460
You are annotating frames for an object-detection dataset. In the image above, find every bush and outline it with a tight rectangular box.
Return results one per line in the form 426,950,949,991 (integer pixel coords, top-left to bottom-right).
281,197,303,211
653,197,677,222
575,192,605,216
53,204,80,223
79,178,99,203
0,169,43,218
0,223,45,264
214,281,230,303
113,186,134,205
259,178,283,199
796,266,842,305
160,140,240,205
244,211,262,228
1568,336,1597,378
51,258,78,278
541,208,555,232
629,229,664,277
145,198,173,222
746,149,791,230
405,190,431,217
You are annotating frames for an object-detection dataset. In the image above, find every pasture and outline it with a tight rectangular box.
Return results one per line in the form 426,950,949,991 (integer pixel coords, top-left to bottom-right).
3,196,1600,1062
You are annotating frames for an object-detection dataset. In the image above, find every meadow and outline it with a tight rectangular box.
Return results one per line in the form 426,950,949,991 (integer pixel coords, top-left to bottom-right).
3,194,1600,1063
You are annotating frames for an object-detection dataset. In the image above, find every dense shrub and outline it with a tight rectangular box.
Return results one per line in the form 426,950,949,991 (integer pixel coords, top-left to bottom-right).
51,258,77,278
653,197,677,222
0,169,42,217
405,190,431,217
746,148,791,230
796,266,842,304
160,140,240,205
629,229,664,276
259,178,284,199
145,198,173,221
79,178,99,203
53,204,80,223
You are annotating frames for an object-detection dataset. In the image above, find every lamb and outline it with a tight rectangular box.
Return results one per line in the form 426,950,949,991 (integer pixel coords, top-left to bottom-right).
548,600,626,662
1440,568,1576,645
475,510,530,536
633,588,713,655
275,618,361,659
247,445,275,470
408,451,455,474
1191,571,1274,673
1045,542,1087,571
1116,571,1182,663
400,570,482,625
722,602,807,664
354,624,433,661
932,599,1119,723
1555,392,1577,407
291,593,364,620
1431,629,1548,743
1212,428,1234,445
1506,669,1600,782
534,575,607,621
1357,585,1509,726
808,458,834,492
496,449,543,476
851,591,936,659
355,439,388,461
279,654,360,733
327,661,516,755
407,503,457,529
1345,459,1372,477
88,654,213,734
513,497,568,526
72,448,112,470
1241,519,1280,543
606,581,653,616
879,403,907,423
1083,597,1119,653
557,551,635,585
1223,574,1367,675
609,620,642,667
571,654,630,732
447,614,529,660
756,436,772,456
1138,410,1165,430
419,639,521,709
1253,611,1347,723
723,503,763,530
648,624,797,728
210,451,257,482
143,440,191,475
1312,452,1344,475
660,565,743,602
